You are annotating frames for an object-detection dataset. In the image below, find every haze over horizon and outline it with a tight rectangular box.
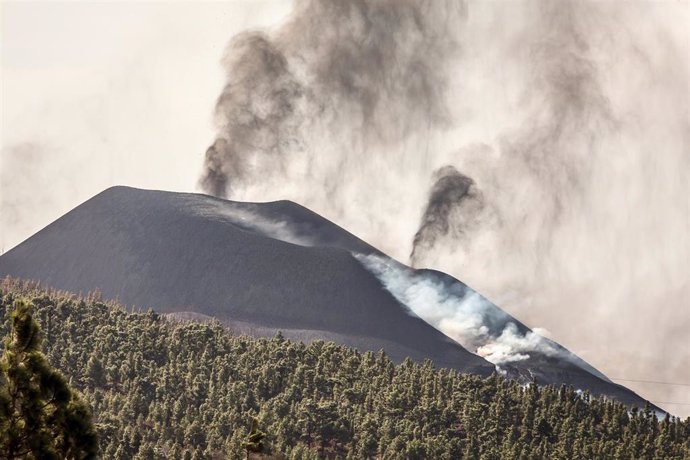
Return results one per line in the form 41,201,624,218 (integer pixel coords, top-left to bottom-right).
1,0,688,417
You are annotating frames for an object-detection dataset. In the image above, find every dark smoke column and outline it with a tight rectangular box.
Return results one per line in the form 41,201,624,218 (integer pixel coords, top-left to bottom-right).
200,0,465,199
200,34,303,198
410,165,484,266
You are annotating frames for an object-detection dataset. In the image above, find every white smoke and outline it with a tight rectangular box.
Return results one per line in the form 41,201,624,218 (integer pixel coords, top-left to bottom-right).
355,253,567,366
187,197,314,247
476,324,559,365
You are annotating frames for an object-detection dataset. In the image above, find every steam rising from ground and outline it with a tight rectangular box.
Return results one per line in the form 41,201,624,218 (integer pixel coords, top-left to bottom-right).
188,198,314,247
356,254,573,368
200,0,689,413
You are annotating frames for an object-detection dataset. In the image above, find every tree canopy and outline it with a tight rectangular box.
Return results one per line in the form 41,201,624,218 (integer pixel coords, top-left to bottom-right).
1,279,688,459
0,297,98,459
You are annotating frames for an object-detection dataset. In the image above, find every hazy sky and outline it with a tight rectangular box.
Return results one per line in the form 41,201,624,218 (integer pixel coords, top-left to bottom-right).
1,0,293,250
2,0,688,417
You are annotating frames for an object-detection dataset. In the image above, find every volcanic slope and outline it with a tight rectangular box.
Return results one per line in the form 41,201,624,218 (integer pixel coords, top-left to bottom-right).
0,186,491,374
0,186,652,408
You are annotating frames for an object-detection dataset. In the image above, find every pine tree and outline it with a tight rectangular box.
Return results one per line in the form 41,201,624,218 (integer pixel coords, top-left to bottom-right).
0,299,98,459
86,356,106,388
242,417,266,459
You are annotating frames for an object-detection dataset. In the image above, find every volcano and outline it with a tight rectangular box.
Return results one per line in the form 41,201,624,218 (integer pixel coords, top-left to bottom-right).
0,186,654,408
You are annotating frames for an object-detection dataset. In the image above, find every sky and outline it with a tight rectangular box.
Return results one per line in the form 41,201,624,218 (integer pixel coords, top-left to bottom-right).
1,0,688,417
1,0,293,251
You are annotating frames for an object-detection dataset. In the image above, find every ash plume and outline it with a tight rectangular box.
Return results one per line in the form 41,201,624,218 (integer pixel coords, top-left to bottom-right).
200,33,304,198
410,165,484,265
200,0,466,199
200,0,689,415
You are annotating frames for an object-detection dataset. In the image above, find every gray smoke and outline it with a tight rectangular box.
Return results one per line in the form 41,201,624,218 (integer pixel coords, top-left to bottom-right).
201,0,689,416
200,33,304,198
410,165,484,265
201,0,466,199
410,1,616,268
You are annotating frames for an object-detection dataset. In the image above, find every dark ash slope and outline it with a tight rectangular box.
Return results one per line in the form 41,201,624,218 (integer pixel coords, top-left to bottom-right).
0,186,491,374
0,186,654,409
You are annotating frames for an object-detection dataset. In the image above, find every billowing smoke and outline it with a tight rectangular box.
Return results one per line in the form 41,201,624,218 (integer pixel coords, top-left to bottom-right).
476,324,558,366
410,165,485,266
202,0,689,415
356,253,585,370
201,0,466,199
409,1,616,268
200,33,304,198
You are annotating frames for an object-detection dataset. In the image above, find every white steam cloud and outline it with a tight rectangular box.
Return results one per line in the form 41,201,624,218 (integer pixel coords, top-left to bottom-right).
355,254,570,367
476,324,558,366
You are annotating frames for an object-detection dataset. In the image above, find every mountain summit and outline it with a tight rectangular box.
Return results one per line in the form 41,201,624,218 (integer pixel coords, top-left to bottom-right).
0,186,653,408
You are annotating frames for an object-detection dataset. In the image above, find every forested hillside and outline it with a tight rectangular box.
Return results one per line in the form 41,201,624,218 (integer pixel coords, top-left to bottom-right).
1,279,688,459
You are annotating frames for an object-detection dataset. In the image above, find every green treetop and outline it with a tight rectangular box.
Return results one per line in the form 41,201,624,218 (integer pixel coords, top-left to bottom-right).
0,299,99,459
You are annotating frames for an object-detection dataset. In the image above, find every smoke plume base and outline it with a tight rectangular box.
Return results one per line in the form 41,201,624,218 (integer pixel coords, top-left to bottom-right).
355,253,608,383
